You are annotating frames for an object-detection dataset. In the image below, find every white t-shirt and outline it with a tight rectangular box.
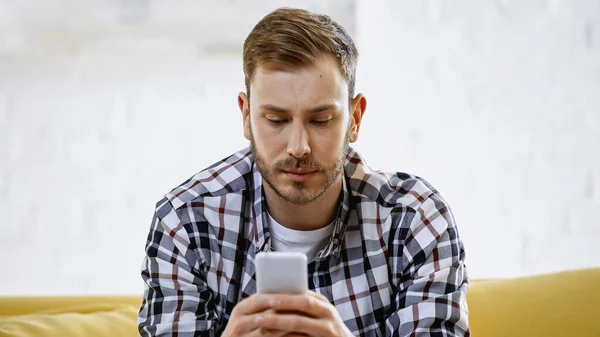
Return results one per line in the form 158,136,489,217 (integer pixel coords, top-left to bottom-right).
267,212,335,260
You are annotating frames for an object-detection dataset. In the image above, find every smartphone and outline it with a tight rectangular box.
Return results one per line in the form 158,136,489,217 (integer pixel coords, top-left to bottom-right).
255,251,308,294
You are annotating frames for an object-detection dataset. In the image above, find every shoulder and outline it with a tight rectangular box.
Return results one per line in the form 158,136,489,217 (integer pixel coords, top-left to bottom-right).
344,148,444,211
153,147,254,226
344,148,457,239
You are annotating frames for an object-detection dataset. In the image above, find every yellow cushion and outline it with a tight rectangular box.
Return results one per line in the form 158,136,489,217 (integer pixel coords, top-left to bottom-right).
0,296,143,316
0,297,141,337
467,267,600,337
0,307,138,337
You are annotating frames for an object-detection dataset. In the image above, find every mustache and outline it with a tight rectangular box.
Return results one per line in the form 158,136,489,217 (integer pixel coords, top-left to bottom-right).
273,157,326,171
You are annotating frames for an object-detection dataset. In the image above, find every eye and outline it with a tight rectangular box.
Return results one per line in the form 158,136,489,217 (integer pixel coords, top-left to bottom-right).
311,120,330,126
267,118,286,125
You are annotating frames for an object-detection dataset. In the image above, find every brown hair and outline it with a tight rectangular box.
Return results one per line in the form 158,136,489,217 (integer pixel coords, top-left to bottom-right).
243,7,359,103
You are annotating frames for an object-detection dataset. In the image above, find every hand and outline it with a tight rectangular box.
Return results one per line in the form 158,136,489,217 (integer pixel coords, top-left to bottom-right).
221,293,290,337
254,291,354,337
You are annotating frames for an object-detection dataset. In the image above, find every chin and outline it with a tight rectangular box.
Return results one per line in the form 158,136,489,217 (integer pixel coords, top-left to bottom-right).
282,192,323,205
275,184,325,204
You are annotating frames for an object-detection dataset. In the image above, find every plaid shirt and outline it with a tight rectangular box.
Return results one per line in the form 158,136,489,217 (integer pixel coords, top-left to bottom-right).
138,147,470,337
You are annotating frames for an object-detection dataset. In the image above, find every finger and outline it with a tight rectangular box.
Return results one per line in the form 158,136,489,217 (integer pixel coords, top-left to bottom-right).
305,290,332,303
269,294,332,319
246,327,290,337
234,309,277,334
265,329,292,337
233,293,274,316
255,312,331,336
230,312,261,334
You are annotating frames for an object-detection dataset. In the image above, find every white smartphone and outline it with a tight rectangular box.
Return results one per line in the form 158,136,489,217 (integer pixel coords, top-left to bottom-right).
255,251,308,294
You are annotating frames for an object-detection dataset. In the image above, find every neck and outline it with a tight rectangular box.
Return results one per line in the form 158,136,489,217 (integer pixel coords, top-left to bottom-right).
264,176,343,231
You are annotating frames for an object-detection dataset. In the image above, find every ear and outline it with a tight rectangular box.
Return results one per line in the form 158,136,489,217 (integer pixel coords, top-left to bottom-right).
348,93,367,143
238,92,251,140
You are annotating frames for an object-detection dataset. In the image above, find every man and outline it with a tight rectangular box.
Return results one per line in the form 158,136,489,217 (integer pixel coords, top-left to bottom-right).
138,7,470,337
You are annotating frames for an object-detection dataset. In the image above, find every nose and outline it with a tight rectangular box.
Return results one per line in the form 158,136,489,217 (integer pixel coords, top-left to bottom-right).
286,121,311,159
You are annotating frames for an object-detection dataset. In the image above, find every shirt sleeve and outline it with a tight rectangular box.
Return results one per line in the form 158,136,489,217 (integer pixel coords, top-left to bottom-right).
385,193,470,337
138,204,218,337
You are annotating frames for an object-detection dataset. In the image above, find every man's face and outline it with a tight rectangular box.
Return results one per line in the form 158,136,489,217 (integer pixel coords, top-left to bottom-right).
240,55,361,205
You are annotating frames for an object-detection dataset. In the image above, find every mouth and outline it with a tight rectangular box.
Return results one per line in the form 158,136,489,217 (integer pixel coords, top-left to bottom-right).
281,169,317,182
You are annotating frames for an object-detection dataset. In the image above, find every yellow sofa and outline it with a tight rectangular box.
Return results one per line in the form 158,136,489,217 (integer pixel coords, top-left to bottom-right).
1,268,599,337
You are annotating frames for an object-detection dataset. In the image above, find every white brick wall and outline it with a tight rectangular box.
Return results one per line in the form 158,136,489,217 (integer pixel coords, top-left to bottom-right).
0,0,598,295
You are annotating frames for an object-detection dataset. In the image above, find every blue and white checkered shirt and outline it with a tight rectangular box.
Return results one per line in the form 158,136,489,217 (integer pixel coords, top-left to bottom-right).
138,147,470,336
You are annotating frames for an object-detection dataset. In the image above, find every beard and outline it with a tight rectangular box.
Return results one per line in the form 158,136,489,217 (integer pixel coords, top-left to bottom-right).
249,124,350,205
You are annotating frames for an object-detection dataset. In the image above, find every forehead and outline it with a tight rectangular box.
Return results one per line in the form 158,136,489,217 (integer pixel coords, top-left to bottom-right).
250,55,348,108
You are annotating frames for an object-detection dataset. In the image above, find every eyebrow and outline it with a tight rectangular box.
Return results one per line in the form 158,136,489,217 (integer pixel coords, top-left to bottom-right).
259,104,337,113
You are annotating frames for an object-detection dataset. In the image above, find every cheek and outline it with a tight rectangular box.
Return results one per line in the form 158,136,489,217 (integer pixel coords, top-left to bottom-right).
251,124,285,155
310,130,347,157
323,120,348,140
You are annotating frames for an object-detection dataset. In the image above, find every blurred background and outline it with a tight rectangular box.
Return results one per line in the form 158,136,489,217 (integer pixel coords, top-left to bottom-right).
0,0,598,296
